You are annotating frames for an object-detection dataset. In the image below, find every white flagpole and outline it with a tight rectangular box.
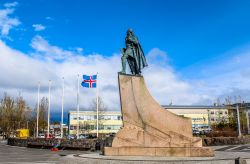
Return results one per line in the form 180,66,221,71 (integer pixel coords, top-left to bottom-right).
96,73,99,138
77,75,80,139
36,82,40,138
236,104,241,137
61,77,64,138
47,80,51,138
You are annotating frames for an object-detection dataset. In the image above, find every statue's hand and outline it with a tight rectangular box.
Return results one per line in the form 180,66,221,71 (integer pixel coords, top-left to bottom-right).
120,48,125,54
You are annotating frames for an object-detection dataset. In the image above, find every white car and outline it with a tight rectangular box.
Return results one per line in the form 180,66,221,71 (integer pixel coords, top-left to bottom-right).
192,130,200,135
38,134,45,138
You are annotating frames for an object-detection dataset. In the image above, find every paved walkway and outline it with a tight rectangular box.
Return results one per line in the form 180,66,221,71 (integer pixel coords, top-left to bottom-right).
0,140,250,164
0,140,86,163
61,145,250,164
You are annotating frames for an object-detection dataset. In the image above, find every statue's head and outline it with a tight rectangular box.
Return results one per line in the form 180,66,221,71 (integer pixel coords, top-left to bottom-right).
127,28,133,35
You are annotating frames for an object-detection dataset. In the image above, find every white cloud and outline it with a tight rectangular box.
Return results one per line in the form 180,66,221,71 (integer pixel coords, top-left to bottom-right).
45,16,54,20
0,3,20,36
75,47,83,53
1,34,250,114
0,35,200,112
32,24,46,31
0,36,121,111
30,35,72,60
4,2,18,8
147,48,169,66
182,46,250,104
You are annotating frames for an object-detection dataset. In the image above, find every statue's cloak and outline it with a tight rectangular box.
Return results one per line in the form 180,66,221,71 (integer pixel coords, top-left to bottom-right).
127,43,148,74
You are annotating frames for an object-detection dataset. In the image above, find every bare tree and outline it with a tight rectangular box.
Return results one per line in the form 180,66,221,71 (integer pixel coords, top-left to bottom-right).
15,95,28,129
38,97,48,134
225,96,232,105
0,93,30,138
0,93,15,138
80,121,91,136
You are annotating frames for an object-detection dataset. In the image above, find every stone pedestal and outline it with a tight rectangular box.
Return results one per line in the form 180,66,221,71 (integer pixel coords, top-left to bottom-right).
105,147,214,157
104,74,214,157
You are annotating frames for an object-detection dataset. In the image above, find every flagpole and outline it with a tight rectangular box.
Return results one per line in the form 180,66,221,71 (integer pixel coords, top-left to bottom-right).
61,77,64,138
96,72,99,138
36,82,40,138
77,74,80,139
47,80,51,138
236,104,241,137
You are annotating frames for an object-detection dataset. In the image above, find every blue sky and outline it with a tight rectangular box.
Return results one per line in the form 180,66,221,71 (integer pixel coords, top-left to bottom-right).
0,0,250,120
3,0,250,69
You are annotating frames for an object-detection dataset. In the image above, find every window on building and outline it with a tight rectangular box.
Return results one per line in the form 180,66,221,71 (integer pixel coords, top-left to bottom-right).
114,125,121,130
111,116,118,120
104,116,111,120
87,116,95,120
104,125,112,130
90,125,95,130
79,124,83,129
210,111,214,114
99,115,104,120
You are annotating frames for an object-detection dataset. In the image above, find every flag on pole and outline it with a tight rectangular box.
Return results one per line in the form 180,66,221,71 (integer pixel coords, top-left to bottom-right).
81,75,97,88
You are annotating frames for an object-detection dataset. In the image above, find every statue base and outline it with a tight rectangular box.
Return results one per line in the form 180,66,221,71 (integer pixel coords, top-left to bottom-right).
104,147,214,157
104,74,214,157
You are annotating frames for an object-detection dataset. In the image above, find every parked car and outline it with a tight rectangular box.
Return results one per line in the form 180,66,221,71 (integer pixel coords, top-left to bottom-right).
203,128,212,134
67,134,76,139
79,134,87,139
192,129,200,135
45,133,54,138
38,133,45,138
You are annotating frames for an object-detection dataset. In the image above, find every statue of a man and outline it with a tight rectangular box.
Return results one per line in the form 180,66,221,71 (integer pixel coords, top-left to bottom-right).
120,29,148,75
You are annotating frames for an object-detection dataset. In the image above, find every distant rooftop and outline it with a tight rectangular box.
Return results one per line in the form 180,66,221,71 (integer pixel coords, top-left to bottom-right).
68,110,121,114
162,105,226,109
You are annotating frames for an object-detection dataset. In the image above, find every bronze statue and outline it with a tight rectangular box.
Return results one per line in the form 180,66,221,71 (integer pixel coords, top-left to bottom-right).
120,29,148,75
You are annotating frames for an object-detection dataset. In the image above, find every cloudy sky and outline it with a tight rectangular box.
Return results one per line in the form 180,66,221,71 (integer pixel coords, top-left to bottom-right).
1,0,250,117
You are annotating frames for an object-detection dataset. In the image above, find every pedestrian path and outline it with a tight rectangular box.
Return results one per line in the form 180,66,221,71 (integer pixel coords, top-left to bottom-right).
215,145,250,152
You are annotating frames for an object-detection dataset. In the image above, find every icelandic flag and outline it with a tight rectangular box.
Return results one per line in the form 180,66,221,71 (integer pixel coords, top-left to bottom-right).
81,75,97,88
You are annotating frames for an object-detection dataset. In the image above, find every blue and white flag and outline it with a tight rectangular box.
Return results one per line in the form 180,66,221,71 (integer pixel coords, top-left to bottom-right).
81,75,97,88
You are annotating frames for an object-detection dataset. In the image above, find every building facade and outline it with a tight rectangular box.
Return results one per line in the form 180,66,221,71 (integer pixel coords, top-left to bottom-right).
163,105,229,128
68,111,123,136
68,105,238,136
